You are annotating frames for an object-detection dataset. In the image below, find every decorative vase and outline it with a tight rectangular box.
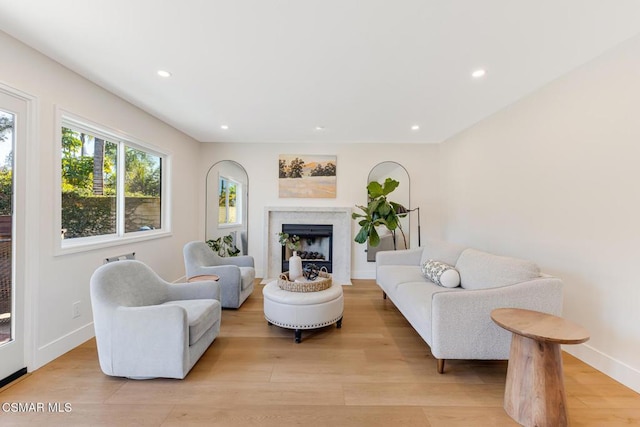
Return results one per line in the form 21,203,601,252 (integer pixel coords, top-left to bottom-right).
289,251,303,280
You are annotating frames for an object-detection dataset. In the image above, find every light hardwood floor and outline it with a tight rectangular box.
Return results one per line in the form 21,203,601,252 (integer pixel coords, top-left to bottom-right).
1,279,639,426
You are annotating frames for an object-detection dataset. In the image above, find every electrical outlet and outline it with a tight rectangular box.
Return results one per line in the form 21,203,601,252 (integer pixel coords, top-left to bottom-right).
72,301,81,318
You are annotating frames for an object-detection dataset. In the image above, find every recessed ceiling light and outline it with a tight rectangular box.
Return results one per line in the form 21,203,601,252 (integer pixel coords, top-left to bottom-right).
411,125,420,131
220,125,229,130
314,126,325,131
157,70,172,78
471,69,486,79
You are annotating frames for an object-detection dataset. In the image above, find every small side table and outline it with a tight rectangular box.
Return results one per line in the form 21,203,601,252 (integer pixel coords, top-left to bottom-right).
491,308,589,427
187,274,220,283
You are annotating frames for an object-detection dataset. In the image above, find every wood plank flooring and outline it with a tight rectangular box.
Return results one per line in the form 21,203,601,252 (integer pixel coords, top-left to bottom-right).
1,279,639,426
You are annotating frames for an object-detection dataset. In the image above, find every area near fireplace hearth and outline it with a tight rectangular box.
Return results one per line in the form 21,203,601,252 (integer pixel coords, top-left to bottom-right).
263,207,352,285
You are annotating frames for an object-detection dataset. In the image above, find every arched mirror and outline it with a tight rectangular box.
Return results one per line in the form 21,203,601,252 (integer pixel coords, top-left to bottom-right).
366,161,410,262
205,160,249,255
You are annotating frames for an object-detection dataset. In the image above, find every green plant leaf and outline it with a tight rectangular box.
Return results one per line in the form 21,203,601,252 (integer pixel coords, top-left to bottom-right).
378,201,391,216
381,178,399,196
385,215,399,230
368,226,380,246
367,181,383,198
354,224,370,244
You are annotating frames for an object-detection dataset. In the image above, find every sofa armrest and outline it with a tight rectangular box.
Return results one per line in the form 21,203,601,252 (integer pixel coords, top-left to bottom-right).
167,281,220,301
375,248,423,266
430,277,563,360
111,305,188,377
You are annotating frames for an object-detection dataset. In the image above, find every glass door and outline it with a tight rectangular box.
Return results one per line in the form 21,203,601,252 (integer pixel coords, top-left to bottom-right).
0,89,26,383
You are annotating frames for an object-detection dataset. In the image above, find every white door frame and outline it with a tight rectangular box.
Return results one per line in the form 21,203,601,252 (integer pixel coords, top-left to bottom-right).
0,81,38,378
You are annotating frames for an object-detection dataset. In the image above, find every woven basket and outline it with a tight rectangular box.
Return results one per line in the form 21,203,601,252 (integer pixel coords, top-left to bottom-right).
278,268,332,292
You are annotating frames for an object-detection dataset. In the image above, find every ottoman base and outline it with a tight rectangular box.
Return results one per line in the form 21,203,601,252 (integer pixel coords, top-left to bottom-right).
263,281,344,343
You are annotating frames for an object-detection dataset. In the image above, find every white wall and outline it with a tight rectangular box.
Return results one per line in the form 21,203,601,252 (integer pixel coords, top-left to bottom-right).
1,31,202,369
440,34,640,392
198,143,442,279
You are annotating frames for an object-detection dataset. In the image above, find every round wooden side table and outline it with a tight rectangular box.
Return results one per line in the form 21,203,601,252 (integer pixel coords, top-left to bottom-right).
187,274,220,283
491,308,589,427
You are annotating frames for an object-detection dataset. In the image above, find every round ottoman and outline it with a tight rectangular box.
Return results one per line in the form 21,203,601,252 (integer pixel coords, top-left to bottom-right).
263,280,343,343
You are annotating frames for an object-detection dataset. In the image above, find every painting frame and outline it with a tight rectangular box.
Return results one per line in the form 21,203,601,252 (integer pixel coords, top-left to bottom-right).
278,154,337,198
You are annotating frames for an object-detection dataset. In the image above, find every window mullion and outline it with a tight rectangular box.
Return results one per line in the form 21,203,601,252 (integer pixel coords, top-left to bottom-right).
117,142,126,236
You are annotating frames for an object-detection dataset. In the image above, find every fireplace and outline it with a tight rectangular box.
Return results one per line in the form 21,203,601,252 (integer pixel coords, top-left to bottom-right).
281,224,333,273
264,206,351,285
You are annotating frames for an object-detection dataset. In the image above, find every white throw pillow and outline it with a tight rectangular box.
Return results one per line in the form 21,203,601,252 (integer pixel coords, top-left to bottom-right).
421,259,461,288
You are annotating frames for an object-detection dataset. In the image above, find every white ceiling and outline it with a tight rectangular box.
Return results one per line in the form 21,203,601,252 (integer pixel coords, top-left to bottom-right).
1,1,640,144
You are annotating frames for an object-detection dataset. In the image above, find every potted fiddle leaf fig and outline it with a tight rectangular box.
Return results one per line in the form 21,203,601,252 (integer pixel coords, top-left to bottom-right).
352,177,408,248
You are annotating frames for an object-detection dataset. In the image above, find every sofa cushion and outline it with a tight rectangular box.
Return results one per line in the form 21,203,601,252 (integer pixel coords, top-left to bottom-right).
420,239,467,267
421,260,461,288
161,299,220,345
394,281,461,344
456,248,540,290
377,265,425,295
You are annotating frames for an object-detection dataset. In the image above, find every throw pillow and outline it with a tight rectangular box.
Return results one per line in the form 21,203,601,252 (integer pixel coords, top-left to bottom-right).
421,259,461,288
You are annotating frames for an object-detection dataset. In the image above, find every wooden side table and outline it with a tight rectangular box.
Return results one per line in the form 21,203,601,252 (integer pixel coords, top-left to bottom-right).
491,308,589,427
187,274,220,283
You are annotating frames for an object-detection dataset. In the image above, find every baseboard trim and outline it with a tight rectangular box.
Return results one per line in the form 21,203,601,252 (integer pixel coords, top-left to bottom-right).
0,367,27,389
565,343,640,393
34,322,94,370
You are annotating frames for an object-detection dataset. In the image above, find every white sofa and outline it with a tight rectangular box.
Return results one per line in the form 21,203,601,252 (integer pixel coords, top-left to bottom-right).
376,239,563,373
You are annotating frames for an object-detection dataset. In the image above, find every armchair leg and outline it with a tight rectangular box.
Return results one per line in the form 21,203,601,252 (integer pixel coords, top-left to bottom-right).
382,291,387,300
437,359,445,374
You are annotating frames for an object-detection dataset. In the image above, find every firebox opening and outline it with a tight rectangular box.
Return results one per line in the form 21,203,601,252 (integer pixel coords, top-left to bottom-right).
281,224,333,273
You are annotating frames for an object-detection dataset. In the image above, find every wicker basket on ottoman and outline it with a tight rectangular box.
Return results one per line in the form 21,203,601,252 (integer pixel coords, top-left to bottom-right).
263,280,343,343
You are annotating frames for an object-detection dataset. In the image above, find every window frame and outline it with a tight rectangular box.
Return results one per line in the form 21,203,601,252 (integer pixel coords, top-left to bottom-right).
55,110,171,255
218,175,242,228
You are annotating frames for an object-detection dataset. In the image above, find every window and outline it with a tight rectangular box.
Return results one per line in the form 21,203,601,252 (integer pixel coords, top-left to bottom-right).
59,115,168,250
124,146,162,233
218,176,241,226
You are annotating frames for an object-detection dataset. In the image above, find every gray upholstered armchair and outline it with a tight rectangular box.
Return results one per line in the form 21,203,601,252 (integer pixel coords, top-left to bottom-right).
89,260,221,379
183,241,256,309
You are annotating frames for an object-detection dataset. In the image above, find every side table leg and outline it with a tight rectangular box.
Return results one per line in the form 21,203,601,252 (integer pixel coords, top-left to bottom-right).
504,334,568,427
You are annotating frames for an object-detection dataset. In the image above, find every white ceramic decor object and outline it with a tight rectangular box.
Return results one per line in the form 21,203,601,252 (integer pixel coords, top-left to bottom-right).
289,251,303,280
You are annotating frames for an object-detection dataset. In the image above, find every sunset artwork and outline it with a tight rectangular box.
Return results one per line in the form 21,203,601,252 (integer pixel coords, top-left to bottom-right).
278,154,337,198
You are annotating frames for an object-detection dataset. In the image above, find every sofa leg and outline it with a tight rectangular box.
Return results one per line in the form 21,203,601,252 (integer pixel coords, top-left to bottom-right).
437,359,445,374
382,291,387,300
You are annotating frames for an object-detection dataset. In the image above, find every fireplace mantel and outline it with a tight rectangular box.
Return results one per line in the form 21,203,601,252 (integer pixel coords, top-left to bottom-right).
263,207,352,285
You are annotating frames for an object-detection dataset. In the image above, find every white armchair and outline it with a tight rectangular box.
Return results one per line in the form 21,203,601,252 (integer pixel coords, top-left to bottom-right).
183,241,256,309
89,260,221,379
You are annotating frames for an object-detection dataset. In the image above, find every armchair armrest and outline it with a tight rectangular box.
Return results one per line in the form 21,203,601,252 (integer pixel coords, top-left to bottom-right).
111,305,189,378
430,277,563,360
191,264,240,282
375,248,423,266
167,281,220,301
213,254,254,268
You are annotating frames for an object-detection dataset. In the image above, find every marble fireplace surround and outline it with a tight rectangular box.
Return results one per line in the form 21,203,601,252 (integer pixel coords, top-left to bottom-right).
263,207,352,285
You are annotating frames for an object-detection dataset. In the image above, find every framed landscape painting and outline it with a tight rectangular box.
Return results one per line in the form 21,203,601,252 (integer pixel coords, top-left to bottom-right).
279,154,337,198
